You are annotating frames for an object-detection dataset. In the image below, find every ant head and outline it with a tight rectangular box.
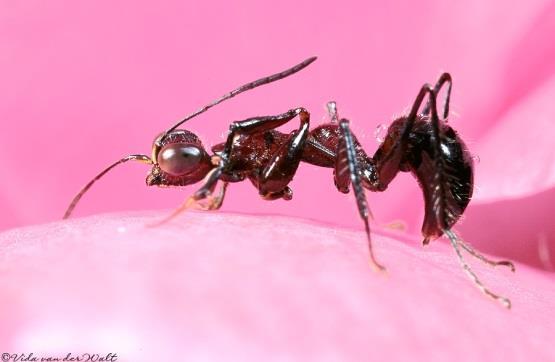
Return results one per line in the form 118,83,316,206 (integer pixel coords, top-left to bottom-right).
146,130,214,187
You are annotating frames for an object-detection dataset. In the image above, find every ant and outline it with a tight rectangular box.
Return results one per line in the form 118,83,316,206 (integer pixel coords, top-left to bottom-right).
64,56,515,308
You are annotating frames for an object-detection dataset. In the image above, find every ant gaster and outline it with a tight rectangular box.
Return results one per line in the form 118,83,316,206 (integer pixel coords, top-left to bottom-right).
64,57,515,308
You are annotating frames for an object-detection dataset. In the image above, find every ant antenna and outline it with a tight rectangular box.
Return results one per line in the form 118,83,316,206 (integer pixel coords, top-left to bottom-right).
63,154,153,219
158,56,317,145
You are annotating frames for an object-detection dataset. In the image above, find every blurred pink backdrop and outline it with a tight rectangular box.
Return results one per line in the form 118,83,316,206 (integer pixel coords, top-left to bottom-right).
1,0,555,269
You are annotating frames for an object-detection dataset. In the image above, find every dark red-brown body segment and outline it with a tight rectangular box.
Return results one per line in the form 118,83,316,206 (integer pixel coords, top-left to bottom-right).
211,123,376,192
211,125,371,171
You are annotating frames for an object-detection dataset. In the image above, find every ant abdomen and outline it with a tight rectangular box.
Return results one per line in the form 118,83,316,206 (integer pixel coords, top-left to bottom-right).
402,117,474,243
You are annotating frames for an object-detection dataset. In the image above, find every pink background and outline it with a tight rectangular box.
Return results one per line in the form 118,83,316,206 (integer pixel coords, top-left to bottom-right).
1,0,555,270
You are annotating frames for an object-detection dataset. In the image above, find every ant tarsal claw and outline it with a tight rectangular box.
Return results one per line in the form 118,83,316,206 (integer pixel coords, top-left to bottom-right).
499,297,512,310
495,260,516,272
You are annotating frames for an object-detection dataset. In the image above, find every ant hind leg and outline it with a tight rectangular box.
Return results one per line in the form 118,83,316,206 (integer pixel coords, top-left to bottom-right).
444,229,512,309
453,231,515,272
414,82,513,307
422,73,452,119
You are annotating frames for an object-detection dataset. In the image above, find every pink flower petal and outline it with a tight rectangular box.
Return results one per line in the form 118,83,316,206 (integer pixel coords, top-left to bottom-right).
473,75,555,203
0,212,553,360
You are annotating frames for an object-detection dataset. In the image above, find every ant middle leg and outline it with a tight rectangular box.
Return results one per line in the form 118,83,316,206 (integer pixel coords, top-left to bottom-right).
149,167,229,226
394,82,464,239
336,118,385,272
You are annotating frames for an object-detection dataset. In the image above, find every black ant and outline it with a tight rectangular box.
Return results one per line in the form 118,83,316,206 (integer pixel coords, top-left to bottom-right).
64,57,515,308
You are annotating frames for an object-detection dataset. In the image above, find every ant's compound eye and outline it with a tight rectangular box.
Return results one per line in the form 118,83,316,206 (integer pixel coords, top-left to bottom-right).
157,143,203,176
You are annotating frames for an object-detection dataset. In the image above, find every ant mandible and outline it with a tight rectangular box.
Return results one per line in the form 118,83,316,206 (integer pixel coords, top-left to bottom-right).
64,56,515,308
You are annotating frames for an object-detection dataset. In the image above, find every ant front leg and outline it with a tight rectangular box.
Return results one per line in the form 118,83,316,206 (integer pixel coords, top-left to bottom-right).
223,108,311,200
188,168,229,211
150,167,229,226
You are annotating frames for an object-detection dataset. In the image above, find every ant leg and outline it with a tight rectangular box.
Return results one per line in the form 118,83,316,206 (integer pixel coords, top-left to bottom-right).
411,83,460,241
338,119,385,272
372,84,464,241
371,84,436,191
193,182,228,210
424,79,476,241
216,108,310,198
422,73,452,119
333,140,350,195
256,110,310,198
150,168,228,226
425,91,514,305
190,165,224,202
453,231,515,272
342,78,447,196
444,229,512,309
221,108,310,160
404,83,437,136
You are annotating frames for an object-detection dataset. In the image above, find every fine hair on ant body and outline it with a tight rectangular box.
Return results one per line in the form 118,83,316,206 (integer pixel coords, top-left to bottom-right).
64,56,515,308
